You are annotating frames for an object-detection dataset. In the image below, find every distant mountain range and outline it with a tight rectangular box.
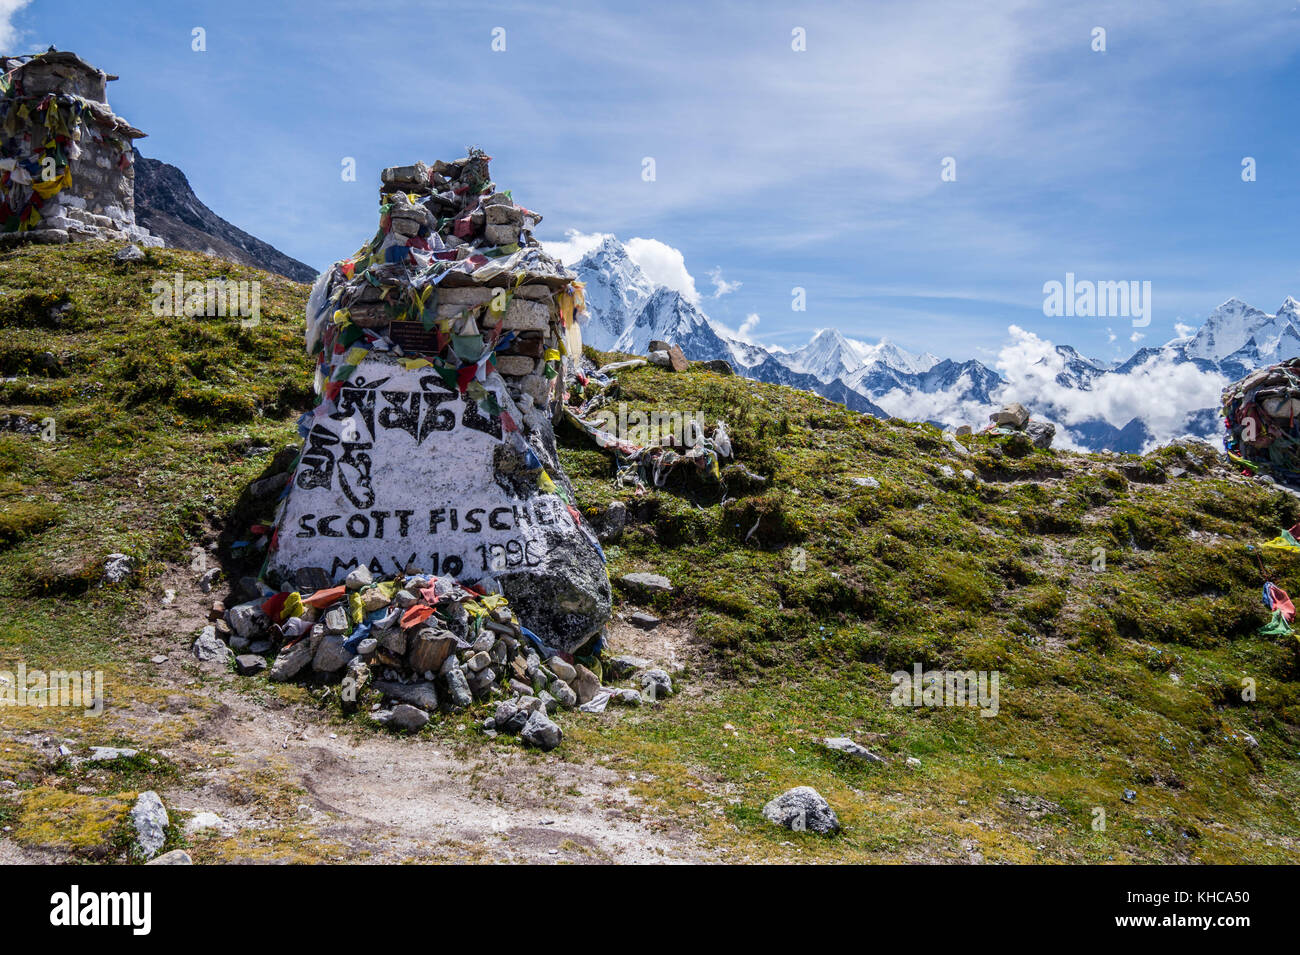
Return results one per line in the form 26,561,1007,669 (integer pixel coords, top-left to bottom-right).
567,236,1297,453
133,150,317,283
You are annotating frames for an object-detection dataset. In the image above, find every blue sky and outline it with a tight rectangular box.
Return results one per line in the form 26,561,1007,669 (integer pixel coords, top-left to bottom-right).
6,0,1300,362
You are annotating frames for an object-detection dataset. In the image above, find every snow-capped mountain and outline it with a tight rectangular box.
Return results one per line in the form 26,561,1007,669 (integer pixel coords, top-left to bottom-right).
560,235,1300,454
612,288,734,361
574,236,655,351
786,329,940,382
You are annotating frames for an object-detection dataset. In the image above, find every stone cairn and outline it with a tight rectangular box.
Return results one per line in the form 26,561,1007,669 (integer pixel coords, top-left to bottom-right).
206,151,670,748
0,50,158,246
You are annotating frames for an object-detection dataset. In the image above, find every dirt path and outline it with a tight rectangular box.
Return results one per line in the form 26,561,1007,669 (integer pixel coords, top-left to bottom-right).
113,569,713,864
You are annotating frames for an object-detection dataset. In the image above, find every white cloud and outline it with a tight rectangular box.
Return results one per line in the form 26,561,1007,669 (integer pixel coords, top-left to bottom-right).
1174,321,1194,339
707,266,741,298
541,230,700,303
873,324,1228,452
0,0,30,51
541,228,613,266
993,325,1226,450
1130,330,1145,343
624,236,699,304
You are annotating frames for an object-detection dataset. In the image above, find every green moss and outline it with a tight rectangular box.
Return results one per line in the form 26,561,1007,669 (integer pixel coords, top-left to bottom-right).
0,247,1298,863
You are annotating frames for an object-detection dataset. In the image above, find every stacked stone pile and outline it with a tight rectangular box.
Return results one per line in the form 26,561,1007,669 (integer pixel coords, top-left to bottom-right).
983,402,1055,451
301,148,582,418
267,150,610,648
0,50,158,246
205,566,671,751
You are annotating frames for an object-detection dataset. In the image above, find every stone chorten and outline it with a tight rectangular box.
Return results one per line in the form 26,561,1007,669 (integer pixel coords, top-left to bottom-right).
266,151,611,653
0,49,158,246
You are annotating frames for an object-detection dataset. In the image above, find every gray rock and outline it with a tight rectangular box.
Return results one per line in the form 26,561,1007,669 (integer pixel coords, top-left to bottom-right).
323,607,350,635
389,703,430,730
312,634,354,673
520,710,563,751
192,626,233,665
379,626,408,655
496,541,612,654
130,790,169,859
619,572,673,595
466,665,497,695
113,243,145,263
494,699,531,734
821,737,886,764
294,567,332,593
440,660,473,710
943,432,971,456
549,679,578,708
197,567,221,593
373,680,438,711
538,690,558,714
339,658,370,712
612,688,642,706
548,656,577,682
605,655,650,680
466,650,492,672
269,630,320,682
989,402,1030,430
1025,419,1055,449
344,566,373,590
103,553,133,584
234,654,266,676
570,664,602,704
628,611,660,629
88,746,138,762
762,786,840,834
850,476,880,488
226,599,270,639
183,811,229,837
146,849,192,865
407,628,459,672
639,668,674,700
597,500,627,543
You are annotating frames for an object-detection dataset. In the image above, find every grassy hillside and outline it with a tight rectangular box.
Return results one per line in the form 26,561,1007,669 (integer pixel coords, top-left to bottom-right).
2,243,1298,863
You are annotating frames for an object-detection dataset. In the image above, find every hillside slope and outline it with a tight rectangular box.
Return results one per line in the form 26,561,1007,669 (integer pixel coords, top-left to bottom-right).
1,244,1298,863
133,151,318,283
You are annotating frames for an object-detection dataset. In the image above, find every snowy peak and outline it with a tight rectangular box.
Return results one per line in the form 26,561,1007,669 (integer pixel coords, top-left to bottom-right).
572,237,656,350
1178,296,1300,371
787,329,939,382
1182,298,1277,363
613,287,733,362
788,328,867,382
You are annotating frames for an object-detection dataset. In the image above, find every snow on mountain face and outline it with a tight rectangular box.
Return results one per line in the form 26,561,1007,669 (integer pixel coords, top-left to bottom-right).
613,287,734,362
1182,298,1277,363
787,329,939,382
571,236,655,350
569,236,1300,454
